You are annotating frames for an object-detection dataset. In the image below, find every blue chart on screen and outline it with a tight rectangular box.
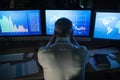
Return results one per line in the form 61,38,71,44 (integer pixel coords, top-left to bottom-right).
45,10,91,36
94,12,120,40
0,10,41,36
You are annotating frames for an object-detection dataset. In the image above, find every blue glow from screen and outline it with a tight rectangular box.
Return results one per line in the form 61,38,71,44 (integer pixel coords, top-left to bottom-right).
45,10,91,36
0,10,41,36
94,12,120,40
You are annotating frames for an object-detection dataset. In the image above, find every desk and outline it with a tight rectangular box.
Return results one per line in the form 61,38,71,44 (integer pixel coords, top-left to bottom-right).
14,47,120,80
89,47,120,71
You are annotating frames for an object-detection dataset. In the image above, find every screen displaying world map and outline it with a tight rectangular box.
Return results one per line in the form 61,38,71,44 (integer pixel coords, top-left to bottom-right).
94,12,120,40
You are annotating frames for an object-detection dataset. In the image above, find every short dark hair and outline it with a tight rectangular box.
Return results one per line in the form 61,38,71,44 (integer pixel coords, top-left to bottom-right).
55,17,72,37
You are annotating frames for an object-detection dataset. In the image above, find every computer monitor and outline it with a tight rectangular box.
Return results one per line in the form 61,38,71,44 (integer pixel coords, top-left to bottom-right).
45,10,92,36
93,11,120,40
0,10,41,36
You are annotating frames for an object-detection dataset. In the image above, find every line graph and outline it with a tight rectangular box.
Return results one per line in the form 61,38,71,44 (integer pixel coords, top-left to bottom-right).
0,16,28,32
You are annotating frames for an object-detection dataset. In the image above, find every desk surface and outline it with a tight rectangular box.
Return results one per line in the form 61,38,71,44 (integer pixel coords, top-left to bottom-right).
89,47,120,71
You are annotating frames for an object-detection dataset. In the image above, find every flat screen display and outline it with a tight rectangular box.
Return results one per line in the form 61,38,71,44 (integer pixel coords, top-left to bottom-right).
45,10,91,36
93,12,120,40
0,10,41,36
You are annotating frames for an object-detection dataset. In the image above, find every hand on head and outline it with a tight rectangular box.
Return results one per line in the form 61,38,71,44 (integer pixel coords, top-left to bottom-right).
46,17,80,47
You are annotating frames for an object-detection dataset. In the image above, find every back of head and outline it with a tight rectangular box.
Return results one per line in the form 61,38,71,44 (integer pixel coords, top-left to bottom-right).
55,17,72,37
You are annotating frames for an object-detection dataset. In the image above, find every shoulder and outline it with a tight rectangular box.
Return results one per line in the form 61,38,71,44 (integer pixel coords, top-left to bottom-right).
80,46,88,54
38,46,47,51
77,46,89,64
79,46,88,51
80,46,89,59
75,46,88,56
37,46,48,56
37,45,54,55
74,45,88,51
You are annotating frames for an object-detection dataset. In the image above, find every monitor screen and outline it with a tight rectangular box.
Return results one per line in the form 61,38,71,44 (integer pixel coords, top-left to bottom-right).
93,12,120,40
45,10,91,36
0,10,41,36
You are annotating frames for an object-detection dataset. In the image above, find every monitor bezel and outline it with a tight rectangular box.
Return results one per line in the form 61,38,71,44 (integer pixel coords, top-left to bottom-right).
92,10,120,41
0,9,42,37
44,9,93,38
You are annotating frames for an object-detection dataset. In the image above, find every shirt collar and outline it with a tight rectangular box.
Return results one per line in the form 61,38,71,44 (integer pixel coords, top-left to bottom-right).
55,37,71,42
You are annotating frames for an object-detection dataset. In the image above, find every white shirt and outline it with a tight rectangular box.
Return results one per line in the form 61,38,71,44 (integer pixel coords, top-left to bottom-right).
37,37,89,80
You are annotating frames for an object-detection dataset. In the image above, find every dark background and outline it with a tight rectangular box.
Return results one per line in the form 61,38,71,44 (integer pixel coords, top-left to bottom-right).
0,0,120,80
0,0,120,9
